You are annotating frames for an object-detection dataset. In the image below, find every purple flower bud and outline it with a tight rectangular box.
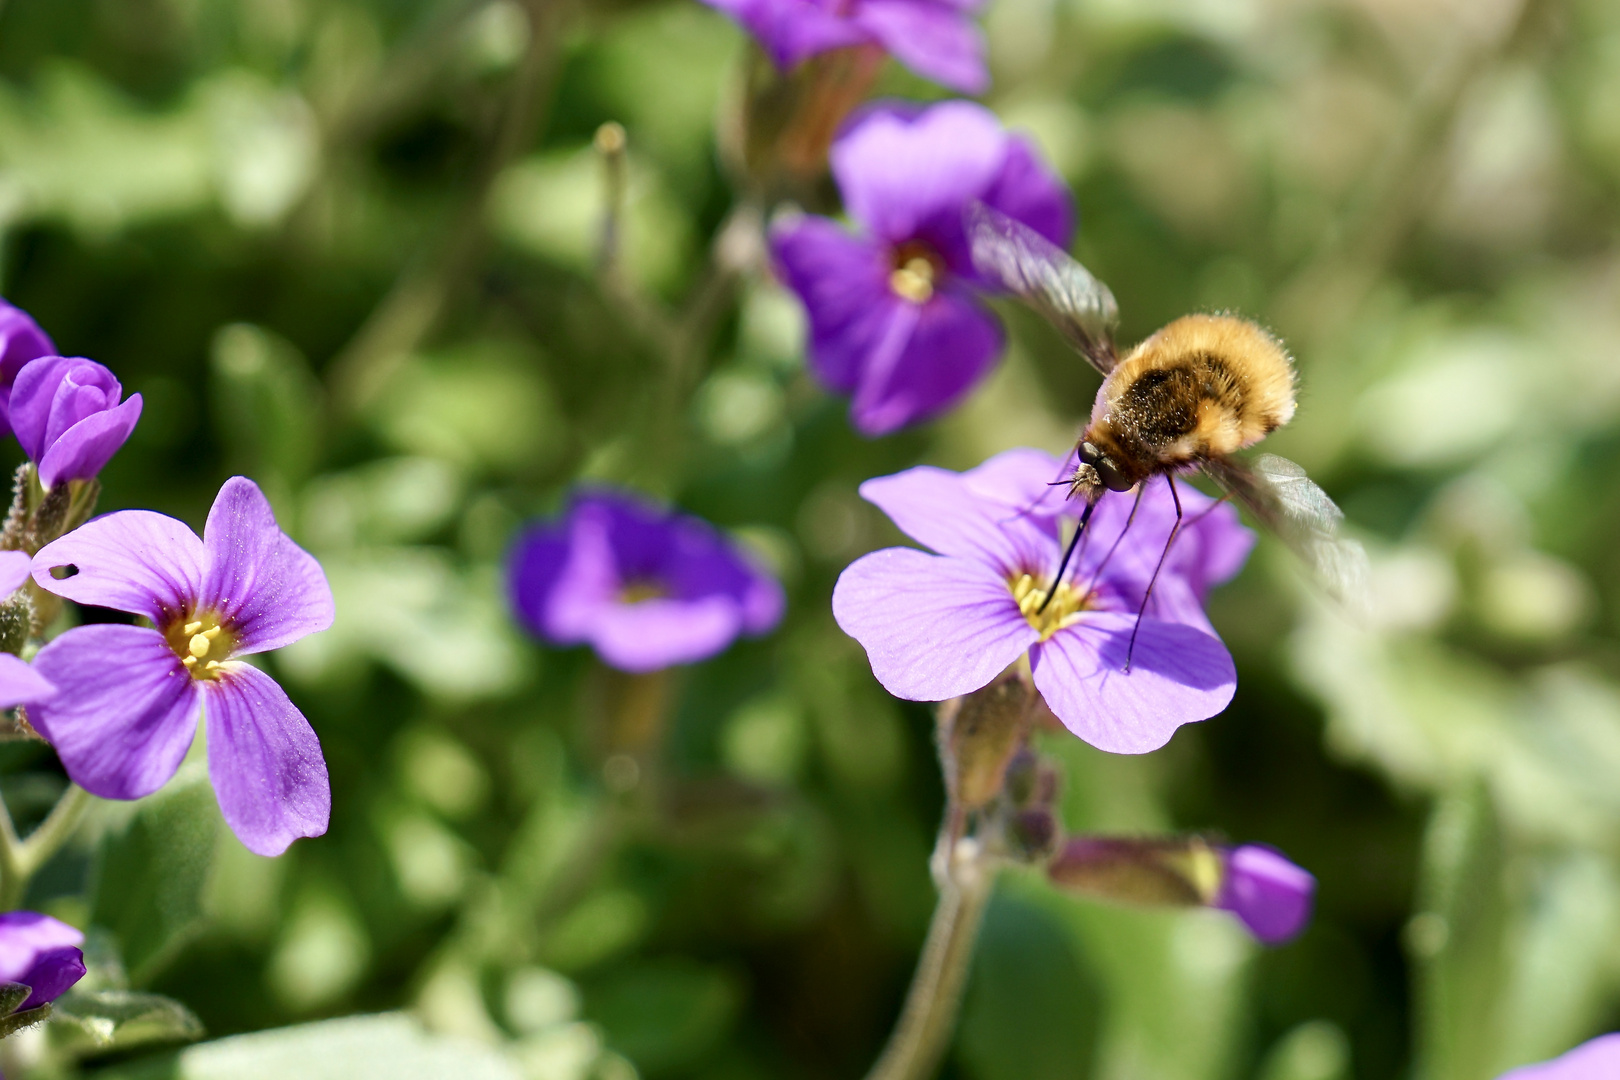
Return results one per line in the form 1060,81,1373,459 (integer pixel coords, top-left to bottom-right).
1213,844,1316,945
0,298,57,439
1497,1034,1620,1079
0,911,86,1011
9,355,143,488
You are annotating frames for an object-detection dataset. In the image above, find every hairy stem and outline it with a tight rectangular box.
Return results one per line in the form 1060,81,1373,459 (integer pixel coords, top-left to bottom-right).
863,840,995,1080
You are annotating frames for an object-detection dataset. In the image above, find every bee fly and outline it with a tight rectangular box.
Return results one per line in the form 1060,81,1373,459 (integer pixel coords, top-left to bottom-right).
968,203,1365,665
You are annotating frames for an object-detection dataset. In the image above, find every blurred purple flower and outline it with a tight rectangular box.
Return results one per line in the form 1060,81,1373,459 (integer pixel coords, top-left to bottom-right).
10,356,142,489
0,911,84,1011
832,449,1250,753
1213,844,1315,945
700,0,988,93
0,551,54,709
1498,1035,1620,1080
0,298,55,439
509,491,785,673
773,101,1072,435
30,477,334,857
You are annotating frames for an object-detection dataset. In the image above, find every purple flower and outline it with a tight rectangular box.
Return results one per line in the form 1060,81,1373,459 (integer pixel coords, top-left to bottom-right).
509,490,785,673
832,449,1250,753
1213,844,1315,945
0,551,55,709
0,911,85,1011
0,298,55,439
10,356,142,489
700,0,988,93
773,101,1073,435
29,477,334,857
1498,1035,1620,1080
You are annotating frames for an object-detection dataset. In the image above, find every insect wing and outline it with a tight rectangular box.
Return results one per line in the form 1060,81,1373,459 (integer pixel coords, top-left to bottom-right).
1201,454,1368,605
966,201,1120,376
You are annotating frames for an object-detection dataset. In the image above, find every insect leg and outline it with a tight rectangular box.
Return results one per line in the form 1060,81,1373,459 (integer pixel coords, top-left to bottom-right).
1083,483,1147,599
1036,498,1098,615
1126,475,1183,672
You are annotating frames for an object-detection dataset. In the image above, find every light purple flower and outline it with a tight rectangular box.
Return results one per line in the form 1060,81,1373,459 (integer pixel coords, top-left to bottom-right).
0,298,55,439
1213,844,1315,945
10,356,142,489
700,0,988,94
773,101,1073,435
0,551,55,709
832,449,1250,753
0,911,85,1011
29,477,334,857
1498,1035,1620,1080
509,490,785,673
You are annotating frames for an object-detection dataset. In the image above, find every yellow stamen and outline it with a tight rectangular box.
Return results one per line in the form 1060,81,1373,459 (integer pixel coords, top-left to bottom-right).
188,634,210,658
889,257,936,304
182,656,198,669
202,626,223,639
164,610,237,681
205,661,221,671
183,620,203,635
1009,573,1091,641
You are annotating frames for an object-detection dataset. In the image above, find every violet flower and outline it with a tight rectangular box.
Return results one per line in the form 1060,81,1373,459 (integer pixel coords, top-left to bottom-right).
0,551,54,709
29,477,334,857
10,356,142,489
1498,1035,1620,1080
832,448,1250,753
509,491,784,673
0,298,55,439
699,0,988,94
1212,844,1315,945
773,101,1073,435
0,912,85,1011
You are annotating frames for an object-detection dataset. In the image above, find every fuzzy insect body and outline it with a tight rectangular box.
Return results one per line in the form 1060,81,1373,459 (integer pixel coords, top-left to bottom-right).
1076,315,1297,499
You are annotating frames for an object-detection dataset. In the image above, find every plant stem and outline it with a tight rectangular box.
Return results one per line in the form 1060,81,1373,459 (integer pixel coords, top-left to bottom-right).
0,784,92,910
863,840,996,1080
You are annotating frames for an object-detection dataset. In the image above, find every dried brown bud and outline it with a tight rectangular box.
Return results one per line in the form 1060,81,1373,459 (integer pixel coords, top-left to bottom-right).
938,671,1031,811
1047,836,1223,908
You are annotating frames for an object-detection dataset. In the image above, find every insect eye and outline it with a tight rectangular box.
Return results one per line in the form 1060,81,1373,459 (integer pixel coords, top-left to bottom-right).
1095,456,1133,492
1079,442,1101,466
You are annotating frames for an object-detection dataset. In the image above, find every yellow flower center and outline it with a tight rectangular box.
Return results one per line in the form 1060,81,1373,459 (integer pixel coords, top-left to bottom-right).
618,580,666,605
163,611,237,681
889,257,936,304
1010,573,1091,641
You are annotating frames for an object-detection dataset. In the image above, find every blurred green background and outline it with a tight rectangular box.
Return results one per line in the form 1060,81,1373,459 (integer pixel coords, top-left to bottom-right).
2,0,1619,1077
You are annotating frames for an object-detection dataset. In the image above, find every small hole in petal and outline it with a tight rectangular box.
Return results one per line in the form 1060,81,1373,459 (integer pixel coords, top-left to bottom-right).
49,565,78,580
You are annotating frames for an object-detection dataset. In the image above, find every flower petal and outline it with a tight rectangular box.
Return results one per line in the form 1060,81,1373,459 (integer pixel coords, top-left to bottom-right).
33,511,206,623
858,462,1057,574
29,625,201,800
832,102,1008,246
979,136,1074,253
1214,845,1315,945
200,477,334,655
959,446,1076,521
35,393,142,488
205,663,330,856
853,0,988,94
0,550,31,597
833,547,1037,701
0,911,85,1010
1030,612,1235,753
770,217,896,395
507,520,572,640
0,654,53,710
700,0,869,69
1500,1034,1620,1080
588,597,746,673
848,288,1002,435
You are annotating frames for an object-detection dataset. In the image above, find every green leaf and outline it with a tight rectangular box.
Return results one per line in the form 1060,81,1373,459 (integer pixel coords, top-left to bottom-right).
50,988,204,1055
1410,782,1508,1080
90,766,219,984
95,1013,523,1080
